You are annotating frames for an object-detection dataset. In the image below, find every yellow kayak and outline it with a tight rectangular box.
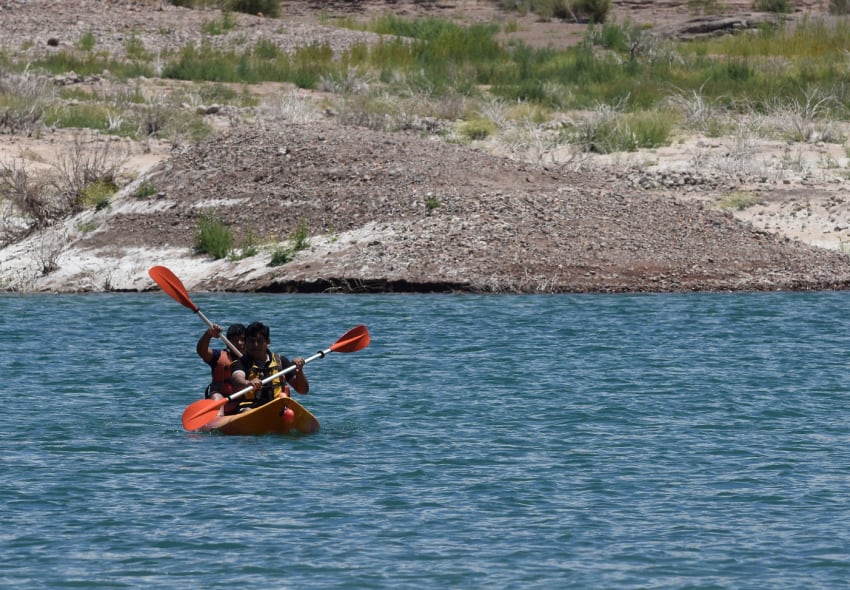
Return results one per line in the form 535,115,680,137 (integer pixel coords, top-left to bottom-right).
200,397,320,435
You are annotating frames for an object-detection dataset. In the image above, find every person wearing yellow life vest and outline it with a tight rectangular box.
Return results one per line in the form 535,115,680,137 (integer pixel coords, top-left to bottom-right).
230,321,308,413
196,323,247,414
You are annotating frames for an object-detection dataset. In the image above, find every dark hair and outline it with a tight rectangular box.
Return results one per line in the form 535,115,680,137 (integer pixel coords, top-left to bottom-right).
245,321,270,342
226,323,246,340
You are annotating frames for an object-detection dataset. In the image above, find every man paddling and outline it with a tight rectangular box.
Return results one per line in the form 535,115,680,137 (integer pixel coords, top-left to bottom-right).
230,322,308,414
196,322,246,415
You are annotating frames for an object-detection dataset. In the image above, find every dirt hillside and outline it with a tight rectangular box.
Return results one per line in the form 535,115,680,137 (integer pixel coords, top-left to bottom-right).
2,0,850,293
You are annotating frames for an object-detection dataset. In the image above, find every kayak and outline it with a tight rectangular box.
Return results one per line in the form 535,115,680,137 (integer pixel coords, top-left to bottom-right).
200,397,320,436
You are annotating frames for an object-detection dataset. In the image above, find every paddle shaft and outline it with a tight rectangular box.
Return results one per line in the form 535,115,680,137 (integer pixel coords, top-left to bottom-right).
196,308,242,359
224,347,331,404
148,265,242,359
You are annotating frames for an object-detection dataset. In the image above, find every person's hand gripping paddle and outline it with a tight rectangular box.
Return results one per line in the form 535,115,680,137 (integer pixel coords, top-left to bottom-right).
148,265,241,358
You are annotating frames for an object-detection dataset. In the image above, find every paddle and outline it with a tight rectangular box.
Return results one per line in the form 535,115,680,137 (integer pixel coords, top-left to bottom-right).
180,324,371,431
148,265,241,358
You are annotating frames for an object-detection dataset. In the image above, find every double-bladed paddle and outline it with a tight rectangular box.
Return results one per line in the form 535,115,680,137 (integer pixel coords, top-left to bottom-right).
148,265,242,358
181,324,370,431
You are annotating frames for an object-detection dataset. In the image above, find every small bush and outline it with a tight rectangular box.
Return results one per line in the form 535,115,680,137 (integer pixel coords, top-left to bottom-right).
571,0,612,22
124,33,148,60
167,0,280,17
195,211,234,259
51,135,127,213
573,108,672,153
231,228,259,260
230,0,280,17
753,0,792,12
45,103,111,131
269,244,294,266
81,179,118,210
0,158,54,235
718,191,760,210
133,180,157,199
202,12,236,35
458,117,498,141
78,30,96,51
830,0,850,14
290,217,310,251
268,217,310,267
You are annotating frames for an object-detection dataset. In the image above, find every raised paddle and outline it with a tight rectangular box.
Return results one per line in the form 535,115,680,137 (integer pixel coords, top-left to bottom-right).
148,265,242,358
181,324,370,431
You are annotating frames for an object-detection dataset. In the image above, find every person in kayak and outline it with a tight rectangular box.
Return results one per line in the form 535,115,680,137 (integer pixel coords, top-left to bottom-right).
196,322,246,414
230,321,308,413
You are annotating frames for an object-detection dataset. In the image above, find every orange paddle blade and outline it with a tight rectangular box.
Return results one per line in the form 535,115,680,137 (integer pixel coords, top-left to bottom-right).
330,324,370,353
182,397,227,431
148,266,199,312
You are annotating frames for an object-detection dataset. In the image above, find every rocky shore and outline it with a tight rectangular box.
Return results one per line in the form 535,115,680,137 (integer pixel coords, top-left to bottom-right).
2,0,850,294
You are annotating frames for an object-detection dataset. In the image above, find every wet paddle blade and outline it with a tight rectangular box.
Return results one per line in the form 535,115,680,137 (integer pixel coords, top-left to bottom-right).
181,397,227,431
330,324,370,353
148,265,199,312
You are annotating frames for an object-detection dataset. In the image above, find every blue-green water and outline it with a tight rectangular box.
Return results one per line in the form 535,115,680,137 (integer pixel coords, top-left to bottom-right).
3,291,850,588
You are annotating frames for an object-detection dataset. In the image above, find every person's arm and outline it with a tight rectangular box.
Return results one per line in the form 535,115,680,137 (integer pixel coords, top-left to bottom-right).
288,356,309,394
196,324,222,363
230,361,261,396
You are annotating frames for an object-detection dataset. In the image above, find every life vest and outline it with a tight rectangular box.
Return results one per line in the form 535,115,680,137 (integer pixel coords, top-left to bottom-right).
240,352,291,408
205,349,237,398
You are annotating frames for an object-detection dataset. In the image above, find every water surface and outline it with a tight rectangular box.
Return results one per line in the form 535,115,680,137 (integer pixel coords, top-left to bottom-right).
2,292,849,588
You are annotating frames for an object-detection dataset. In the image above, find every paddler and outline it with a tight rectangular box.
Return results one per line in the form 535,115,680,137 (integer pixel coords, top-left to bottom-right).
230,321,308,414
196,322,246,415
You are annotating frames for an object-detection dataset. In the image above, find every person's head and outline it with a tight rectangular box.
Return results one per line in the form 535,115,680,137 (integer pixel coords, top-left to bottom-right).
245,322,271,359
226,323,246,353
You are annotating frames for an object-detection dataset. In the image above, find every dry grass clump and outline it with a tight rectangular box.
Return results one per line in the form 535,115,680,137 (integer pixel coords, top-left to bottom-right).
0,69,55,135
0,135,128,245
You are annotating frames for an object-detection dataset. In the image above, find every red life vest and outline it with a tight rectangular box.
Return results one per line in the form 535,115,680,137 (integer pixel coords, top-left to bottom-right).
207,349,237,397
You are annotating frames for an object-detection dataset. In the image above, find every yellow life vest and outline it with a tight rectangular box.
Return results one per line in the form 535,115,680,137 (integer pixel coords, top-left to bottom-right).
239,352,290,408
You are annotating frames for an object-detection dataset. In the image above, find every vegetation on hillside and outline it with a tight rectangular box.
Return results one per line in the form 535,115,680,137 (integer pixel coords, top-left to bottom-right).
3,1,850,255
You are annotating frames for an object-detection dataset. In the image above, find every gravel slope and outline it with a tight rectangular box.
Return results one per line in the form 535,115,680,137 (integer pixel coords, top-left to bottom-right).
2,0,850,293
55,120,850,293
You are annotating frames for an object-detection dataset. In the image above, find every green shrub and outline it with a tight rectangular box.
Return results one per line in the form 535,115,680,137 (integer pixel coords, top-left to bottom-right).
231,228,259,260
289,216,310,250
753,0,792,12
574,109,672,153
124,33,148,60
571,0,612,22
594,22,632,52
268,217,310,267
831,0,850,14
718,191,760,210
195,211,234,259
166,0,280,16
627,111,674,148
269,244,294,266
78,30,96,52
133,180,157,199
45,103,110,131
229,0,280,17
81,179,118,210
458,117,497,141
202,12,236,35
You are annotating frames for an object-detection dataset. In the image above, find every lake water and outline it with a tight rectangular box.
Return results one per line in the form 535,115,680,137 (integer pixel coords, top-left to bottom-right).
2,291,850,588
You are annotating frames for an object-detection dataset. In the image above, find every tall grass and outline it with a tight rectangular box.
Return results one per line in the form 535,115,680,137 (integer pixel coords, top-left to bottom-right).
195,211,233,259
42,13,848,122
5,11,850,158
